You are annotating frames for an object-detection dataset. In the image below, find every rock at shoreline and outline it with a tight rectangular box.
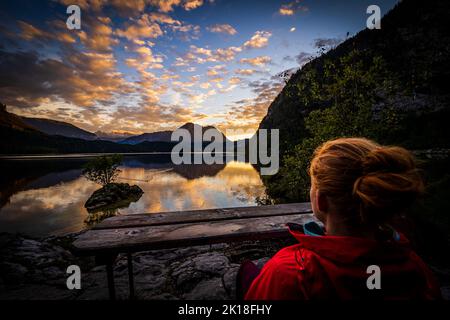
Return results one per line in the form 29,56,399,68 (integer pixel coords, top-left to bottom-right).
1,232,449,300
84,183,144,212
0,233,286,300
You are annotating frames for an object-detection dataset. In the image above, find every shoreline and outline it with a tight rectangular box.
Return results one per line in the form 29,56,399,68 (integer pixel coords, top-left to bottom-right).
0,152,246,160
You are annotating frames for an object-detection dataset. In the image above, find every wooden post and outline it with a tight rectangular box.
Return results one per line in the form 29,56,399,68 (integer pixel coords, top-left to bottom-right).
95,254,118,300
106,261,116,300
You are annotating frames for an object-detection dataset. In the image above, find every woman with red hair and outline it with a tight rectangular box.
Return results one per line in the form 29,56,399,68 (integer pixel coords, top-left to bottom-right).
239,138,441,300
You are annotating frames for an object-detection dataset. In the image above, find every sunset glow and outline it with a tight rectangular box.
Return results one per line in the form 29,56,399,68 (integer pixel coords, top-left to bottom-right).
0,0,398,138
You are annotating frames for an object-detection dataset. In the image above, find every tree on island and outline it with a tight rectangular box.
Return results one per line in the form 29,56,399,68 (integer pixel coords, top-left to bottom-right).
82,154,143,215
82,154,123,186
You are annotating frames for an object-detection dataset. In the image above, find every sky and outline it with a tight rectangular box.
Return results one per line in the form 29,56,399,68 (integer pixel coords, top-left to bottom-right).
0,0,399,140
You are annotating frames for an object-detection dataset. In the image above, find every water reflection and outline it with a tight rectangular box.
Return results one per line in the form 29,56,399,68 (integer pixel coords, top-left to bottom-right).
0,155,267,237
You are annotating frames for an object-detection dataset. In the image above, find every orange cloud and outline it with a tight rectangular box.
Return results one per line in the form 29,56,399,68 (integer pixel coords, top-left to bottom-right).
279,7,295,15
240,56,271,67
243,31,272,49
235,69,257,76
78,18,119,51
279,1,309,16
116,14,163,41
149,0,204,12
228,77,242,85
183,0,204,11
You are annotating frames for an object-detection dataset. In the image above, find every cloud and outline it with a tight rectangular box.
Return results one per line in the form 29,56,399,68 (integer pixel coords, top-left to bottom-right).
116,14,163,41
109,0,147,16
199,82,211,89
173,30,272,69
59,0,147,16
207,24,237,35
170,23,201,41
18,21,51,41
149,0,204,12
279,1,309,16
183,87,217,105
243,31,272,49
228,77,242,85
313,37,343,50
59,0,106,11
78,17,119,52
183,0,204,11
239,56,271,67
207,65,227,77
295,51,312,66
60,0,201,16
110,103,206,132
148,12,182,25
174,45,242,66
126,45,165,71
235,69,258,76
149,0,182,12
279,7,295,16
18,20,77,45
0,49,129,109
218,76,285,133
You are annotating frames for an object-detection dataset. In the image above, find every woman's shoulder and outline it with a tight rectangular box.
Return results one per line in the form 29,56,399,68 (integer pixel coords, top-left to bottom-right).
245,245,307,300
265,244,308,272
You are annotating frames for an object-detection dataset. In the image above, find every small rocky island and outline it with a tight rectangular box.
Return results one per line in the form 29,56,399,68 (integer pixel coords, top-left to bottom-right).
85,183,144,212
81,154,144,213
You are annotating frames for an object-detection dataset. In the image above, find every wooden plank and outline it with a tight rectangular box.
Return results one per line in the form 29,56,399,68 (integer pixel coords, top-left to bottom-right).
94,203,312,230
73,213,317,256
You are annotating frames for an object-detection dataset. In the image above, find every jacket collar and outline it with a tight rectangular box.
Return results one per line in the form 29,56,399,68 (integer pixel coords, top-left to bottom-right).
288,228,412,264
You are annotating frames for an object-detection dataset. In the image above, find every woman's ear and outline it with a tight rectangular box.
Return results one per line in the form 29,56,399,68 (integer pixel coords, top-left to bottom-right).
316,191,329,214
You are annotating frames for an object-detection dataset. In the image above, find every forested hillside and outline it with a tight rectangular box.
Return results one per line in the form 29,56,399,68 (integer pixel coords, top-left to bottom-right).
259,0,450,202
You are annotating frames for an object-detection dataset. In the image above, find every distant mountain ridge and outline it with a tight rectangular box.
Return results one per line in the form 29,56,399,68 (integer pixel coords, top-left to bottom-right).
120,130,173,144
95,131,135,142
120,122,229,144
1,105,228,144
21,117,97,140
0,106,234,154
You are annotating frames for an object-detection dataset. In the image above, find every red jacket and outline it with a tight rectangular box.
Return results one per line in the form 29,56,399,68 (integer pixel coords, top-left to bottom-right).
245,230,441,300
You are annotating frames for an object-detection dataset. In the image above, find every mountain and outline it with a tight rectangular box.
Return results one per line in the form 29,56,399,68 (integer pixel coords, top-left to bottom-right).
258,0,450,152
0,107,177,154
120,130,173,144
95,131,135,142
0,124,177,154
21,116,97,140
0,107,232,154
178,122,229,142
120,122,229,145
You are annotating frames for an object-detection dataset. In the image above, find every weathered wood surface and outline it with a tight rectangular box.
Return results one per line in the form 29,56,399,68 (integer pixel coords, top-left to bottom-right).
94,203,312,230
73,212,316,256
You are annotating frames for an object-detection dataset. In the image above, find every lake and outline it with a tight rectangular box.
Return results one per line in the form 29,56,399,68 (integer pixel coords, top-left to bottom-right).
0,154,268,237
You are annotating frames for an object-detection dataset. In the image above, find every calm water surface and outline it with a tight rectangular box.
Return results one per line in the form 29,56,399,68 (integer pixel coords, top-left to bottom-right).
0,155,268,237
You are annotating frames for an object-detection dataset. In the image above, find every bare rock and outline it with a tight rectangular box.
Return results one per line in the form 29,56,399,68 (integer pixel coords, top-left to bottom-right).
183,278,228,300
